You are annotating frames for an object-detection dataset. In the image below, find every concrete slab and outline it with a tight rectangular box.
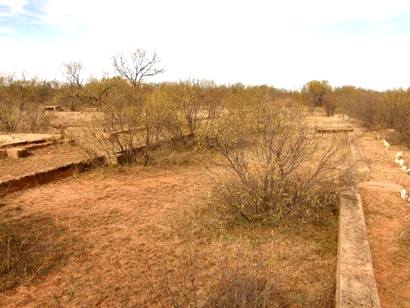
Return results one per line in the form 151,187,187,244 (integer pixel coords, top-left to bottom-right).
0,133,62,149
0,135,13,143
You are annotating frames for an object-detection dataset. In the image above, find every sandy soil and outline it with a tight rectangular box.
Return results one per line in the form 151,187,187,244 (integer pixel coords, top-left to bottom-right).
358,132,410,307
0,144,84,181
0,163,337,307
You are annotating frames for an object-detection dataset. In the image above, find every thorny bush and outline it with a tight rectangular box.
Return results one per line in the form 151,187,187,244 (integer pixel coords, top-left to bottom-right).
198,101,346,224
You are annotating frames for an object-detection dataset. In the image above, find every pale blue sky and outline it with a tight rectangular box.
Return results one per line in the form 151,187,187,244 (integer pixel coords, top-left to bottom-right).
0,0,80,39
313,12,410,36
1,0,410,90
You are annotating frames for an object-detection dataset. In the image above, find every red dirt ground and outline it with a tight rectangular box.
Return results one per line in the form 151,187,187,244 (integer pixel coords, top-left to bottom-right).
358,132,410,307
0,162,337,307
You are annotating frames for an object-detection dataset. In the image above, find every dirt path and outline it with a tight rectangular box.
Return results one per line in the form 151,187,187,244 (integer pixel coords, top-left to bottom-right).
358,132,410,307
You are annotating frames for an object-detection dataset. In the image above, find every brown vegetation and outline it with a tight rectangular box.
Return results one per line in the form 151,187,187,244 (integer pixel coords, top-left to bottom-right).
0,212,67,292
2,49,410,307
198,100,346,225
0,160,337,307
300,81,410,146
0,76,53,132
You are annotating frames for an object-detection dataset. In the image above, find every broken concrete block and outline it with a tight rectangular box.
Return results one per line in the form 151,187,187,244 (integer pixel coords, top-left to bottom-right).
6,147,30,159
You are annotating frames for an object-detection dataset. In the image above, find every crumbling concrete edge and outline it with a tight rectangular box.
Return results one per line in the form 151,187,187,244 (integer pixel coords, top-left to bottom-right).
336,132,380,307
0,134,63,150
347,133,370,179
0,134,193,196
336,188,381,307
0,157,104,196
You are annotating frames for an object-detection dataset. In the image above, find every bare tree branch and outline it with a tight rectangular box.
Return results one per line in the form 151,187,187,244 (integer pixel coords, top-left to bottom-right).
62,61,83,88
112,49,165,87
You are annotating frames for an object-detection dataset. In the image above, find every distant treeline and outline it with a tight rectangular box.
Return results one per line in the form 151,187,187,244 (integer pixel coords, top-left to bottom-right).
302,80,410,145
0,74,409,145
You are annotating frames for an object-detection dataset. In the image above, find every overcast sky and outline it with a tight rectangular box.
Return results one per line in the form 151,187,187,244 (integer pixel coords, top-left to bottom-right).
1,0,410,90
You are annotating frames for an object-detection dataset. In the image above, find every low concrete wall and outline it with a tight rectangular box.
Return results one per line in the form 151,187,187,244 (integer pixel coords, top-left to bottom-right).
336,132,380,307
0,134,192,196
23,139,64,151
0,158,103,196
336,188,381,307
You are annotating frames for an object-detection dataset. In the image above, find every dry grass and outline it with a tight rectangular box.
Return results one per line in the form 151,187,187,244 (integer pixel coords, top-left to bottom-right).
159,224,337,308
0,210,68,292
160,243,286,308
0,111,345,306
0,151,337,306
398,227,410,252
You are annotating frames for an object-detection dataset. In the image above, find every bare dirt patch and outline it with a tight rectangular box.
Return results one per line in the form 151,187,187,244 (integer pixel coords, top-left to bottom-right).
358,132,410,307
0,161,337,307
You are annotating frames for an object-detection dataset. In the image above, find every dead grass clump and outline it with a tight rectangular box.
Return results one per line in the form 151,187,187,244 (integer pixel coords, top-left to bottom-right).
398,228,410,252
159,237,336,308
0,213,66,291
205,271,284,308
161,245,285,308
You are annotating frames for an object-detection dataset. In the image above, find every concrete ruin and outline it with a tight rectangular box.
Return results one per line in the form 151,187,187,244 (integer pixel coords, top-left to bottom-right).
44,105,64,112
336,132,381,307
6,147,30,159
0,133,63,159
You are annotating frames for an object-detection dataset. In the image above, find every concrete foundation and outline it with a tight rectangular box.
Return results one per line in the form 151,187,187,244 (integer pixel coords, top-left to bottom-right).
0,157,105,196
336,132,381,307
336,188,381,307
6,147,30,159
